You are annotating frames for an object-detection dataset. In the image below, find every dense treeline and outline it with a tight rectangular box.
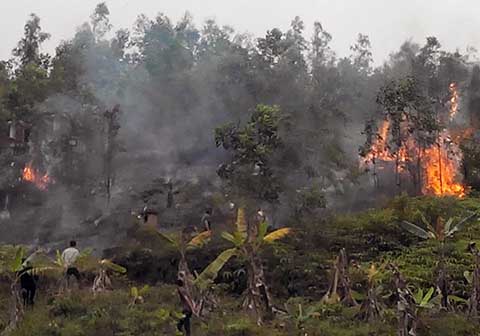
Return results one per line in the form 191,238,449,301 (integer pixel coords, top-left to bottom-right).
3,4,480,336
1,3,479,218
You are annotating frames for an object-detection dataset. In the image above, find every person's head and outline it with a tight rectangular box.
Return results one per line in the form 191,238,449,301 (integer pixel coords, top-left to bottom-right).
69,240,77,248
177,271,186,286
206,208,212,215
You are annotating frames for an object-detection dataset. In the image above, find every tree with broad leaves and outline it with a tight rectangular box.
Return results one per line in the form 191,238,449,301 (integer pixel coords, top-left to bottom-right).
375,76,439,193
399,211,479,309
215,104,285,206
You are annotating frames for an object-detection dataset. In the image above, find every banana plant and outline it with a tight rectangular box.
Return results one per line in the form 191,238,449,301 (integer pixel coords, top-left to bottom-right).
89,259,127,294
321,248,358,306
285,303,321,331
400,212,478,241
0,246,65,334
413,287,436,309
357,263,384,322
389,264,417,336
138,225,212,290
220,207,292,325
50,248,126,294
399,211,478,309
129,285,150,306
465,241,480,316
136,225,234,317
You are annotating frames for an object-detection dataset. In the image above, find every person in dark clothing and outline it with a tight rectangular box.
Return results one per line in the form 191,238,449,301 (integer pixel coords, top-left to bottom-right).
166,180,174,209
18,259,37,307
201,209,212,231
176,277,194,336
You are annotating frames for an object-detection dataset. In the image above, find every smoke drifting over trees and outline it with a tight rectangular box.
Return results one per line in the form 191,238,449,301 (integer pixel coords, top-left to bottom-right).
0,3,479,247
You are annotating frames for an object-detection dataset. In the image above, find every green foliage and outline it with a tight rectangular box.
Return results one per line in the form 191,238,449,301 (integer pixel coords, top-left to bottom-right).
194,248,237,290
215,104,284,203
423,313,478,336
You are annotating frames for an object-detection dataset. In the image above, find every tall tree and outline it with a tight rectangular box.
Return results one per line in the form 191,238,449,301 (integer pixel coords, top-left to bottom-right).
90,2,113,41
12,14,50,68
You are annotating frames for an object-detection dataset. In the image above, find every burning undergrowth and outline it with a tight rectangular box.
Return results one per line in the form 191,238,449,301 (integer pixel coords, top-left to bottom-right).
22,162,53,191
361,81,467,197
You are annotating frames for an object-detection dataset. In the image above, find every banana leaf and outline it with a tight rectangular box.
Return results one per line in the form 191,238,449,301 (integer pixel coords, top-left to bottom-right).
447,212,478,237
420,287,435,307
236,208,247,237
194,248,237,290
187,231,212,250
100,259,127,274
400,221,433,240
263,228,292,243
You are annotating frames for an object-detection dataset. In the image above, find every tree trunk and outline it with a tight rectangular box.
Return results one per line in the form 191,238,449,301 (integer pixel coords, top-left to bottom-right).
469,247,480,316
437,247,449,310
243,245,273,325
391,265,417,336
1,282,24,336
357,285,381,322
339,249,358,306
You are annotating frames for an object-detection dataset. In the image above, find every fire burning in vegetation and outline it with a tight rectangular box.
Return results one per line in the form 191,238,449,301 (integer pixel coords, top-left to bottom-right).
22,162,52,190
449,82,459,120
362,83,466,197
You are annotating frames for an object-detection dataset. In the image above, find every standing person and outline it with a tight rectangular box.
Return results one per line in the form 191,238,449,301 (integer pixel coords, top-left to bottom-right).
61,240,81,285
176,274,195,336
18,258,37,306
256,208,266,224
201,208,212,232
166,180,174,209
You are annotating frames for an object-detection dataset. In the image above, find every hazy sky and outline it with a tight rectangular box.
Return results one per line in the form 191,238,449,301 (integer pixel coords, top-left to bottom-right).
1,0,479,64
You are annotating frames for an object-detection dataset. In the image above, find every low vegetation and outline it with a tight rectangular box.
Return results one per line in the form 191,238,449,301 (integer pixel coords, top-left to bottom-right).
0,196,479,335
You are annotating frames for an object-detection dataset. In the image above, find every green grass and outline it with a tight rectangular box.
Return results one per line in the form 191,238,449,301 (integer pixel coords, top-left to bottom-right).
2,196,480,335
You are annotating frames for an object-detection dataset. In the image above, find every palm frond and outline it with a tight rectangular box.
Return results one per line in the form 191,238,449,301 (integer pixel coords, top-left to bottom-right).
414,288,423,305
263,228,292,243
236,208,247,236
444,218,454,234
100,259,127,274
187,231,212,250
420,213,435,233
194,248,237,290
421,287,435,306
222,231,245,247
257,221,268,242
400,221,433,240
11,246,26,272
447,212,478,237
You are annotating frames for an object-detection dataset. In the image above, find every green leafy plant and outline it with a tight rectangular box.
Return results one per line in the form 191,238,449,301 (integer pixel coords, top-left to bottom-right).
218,207,293,325
399,212,478,308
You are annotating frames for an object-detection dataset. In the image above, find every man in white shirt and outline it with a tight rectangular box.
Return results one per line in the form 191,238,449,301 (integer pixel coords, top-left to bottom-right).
62,240,80,281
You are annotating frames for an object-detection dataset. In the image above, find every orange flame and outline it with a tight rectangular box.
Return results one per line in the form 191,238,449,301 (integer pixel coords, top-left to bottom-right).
449,82,458,120
422,132,465,197
361,83,466,198
364,120,391,162
22,162,52,190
